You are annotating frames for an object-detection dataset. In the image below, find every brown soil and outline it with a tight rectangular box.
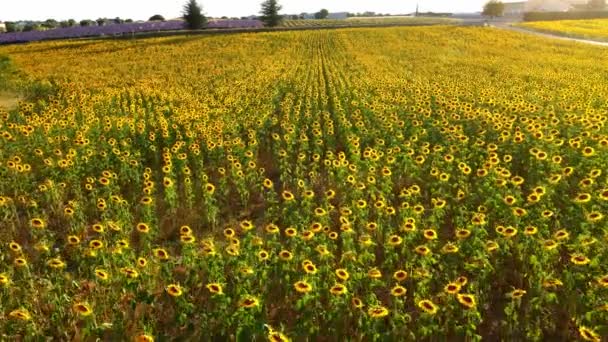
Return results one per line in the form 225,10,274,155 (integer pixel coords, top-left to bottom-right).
0,91,20,110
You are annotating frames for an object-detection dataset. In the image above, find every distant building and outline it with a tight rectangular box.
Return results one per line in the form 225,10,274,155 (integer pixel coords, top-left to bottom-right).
327,12,349,20
503,2,527,16
524,0,588,12
0,21,6,33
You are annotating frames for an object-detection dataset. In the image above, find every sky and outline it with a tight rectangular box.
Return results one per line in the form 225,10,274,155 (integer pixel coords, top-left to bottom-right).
1,0,490,22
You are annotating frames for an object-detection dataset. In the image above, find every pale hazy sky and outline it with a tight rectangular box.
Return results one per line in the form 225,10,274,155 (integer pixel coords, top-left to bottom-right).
1,1,489,22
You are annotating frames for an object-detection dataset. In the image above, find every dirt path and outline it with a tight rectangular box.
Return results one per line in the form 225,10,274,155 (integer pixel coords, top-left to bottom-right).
490,22,608,47
0,91,21,110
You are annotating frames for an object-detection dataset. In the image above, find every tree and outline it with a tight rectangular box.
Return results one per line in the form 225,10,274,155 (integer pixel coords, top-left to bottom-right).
80,19,95,26
149,14,165,21
315,9,329,19
483,0,504,18
96,18,106,26
183,0,207,29
42,19,59,29
260,0,282,27
5,22,18,32
68,19,77,26
587,0,606,9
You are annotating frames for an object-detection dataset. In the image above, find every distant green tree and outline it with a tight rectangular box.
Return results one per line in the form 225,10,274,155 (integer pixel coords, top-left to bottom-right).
149,14,165,21
260,0,282,27
68,19,77,26
483,0,505,18
125,19,134,23
80,19,95,26
42,19,59,29
315,9,329,19
96,18,106,26
183,0,207,29
5,22,18,32
587,0,606,9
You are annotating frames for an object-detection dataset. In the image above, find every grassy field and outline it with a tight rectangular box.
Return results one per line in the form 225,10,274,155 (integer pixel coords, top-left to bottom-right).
281,16,457,28
0,26,607,341
518,19,608,41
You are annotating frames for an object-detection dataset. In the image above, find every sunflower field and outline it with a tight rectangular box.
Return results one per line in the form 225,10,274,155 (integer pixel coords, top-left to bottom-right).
519,19,608,41
0,26,607,341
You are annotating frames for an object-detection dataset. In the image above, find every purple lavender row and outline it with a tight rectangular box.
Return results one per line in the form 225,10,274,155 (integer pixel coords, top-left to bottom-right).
0,20,264,44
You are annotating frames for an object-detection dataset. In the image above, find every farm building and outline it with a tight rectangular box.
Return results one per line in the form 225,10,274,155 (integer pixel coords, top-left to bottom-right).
524,0,589,12
503,2,527,16
0,21,6,33
327,12,349,20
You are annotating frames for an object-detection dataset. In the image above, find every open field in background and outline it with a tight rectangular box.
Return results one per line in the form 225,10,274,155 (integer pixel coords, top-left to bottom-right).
0,26,607,341
518,19,608,42
281,16,458,28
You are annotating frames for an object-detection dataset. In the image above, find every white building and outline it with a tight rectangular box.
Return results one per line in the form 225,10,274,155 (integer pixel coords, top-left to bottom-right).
503,1,527,16
0,21,6,33
525,0,588,12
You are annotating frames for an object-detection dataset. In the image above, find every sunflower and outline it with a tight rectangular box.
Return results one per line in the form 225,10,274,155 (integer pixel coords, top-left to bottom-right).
444,283,461,294
553,230,569,241
136,223,150,233
95,269,110,281
134,335,155,342
47,257,66,269
329,283,347,295
368,306,389,318
9,241,21,253
14,257,27,267
9,308,31,321
279,250,293,261
368,268,382,279
414,245,431,256
542,279,563,289
423,229,437,240
282,191,295,201
73,302,93,316
508,289,526,299
0,273,10,286
204,183,215,195
258,249,270,262
294,280,313,293
166,284,183,297
206,283,223,295
586,211,603,222
598,275,608,287
351,297,364,309
387,235,403,246
417,300,438,314
262,178,274,189
578,326,600,342
442,243,459,254
240,296,259,308
180,235,196,244
456,294,476,309
121,267,139,278
455,229,471,239
153,248,170,260
267,331,290,342
570,254,590,265
523,226,538,235
390,285,407,297
30,218,46,229
393,270,408,282
335,268,349,281
543,239,558,250
240,220,254,232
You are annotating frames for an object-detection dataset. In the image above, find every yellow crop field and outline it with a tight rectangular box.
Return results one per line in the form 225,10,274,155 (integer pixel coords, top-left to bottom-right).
519,19,608,41
0,27,607,341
